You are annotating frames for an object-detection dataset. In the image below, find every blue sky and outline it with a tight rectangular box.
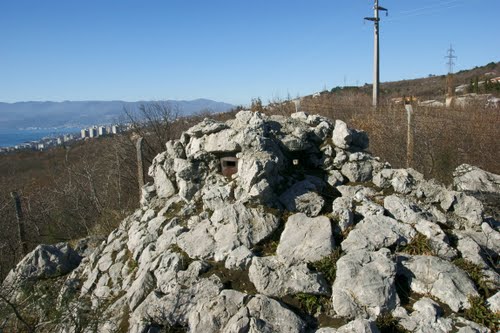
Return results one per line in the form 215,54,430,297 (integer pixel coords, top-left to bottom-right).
0,0,498,106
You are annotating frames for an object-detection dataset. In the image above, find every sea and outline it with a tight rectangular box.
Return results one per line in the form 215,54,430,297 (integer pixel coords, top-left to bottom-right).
0,128,81,148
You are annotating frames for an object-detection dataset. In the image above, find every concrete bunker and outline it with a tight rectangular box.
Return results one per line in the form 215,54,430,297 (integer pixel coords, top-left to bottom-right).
220,156,239,177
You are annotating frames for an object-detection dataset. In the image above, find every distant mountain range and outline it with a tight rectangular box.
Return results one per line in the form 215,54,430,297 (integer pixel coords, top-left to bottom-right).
0,99,234,129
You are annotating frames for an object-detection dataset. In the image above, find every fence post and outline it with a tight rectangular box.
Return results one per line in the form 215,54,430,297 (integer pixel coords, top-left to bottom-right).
10,191,28,256
136,137,145,194
405,102,414,168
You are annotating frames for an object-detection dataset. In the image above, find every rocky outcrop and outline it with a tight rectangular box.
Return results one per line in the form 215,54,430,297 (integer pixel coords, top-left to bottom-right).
454,164,500,194
2,111,498,333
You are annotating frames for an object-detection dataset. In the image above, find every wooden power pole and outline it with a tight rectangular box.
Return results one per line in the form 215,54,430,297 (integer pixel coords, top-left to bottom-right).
10,191,28,256
136,137,145,194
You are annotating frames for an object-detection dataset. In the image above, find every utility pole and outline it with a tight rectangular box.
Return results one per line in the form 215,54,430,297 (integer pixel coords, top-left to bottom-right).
445,44,457,98
136,137,145,195
365,0,388,108
10,191,28,256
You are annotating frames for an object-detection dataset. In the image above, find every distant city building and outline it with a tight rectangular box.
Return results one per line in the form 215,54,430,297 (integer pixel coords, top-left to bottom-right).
81,129,89,139
98,126,107,136
89,127,98,138
37,143,45,150
111,125,118,134
57,137,63,145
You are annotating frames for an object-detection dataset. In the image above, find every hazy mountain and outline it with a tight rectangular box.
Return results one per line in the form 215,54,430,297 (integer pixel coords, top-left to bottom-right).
0,99,234,129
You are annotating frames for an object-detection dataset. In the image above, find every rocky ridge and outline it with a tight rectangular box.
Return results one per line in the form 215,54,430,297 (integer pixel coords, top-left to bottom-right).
1,110,499,332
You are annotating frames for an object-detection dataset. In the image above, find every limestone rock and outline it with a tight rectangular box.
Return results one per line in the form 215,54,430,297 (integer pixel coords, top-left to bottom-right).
276,213,334,264
332,249,398,319
394,297,453,333
279,179,325,216
486,291,500,313
225,246,253,270
188,289,248,333
249,256,330,297
341,216,416,253
316,319,380,333
397,255,479,312
341,160,373,183
223,294,307,333
331,197,354,232
332,120,369,150
185,118,229,138
4,243,81,286
453,164,500,193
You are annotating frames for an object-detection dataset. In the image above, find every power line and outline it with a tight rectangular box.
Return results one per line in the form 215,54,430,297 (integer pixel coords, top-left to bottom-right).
364,0,388,108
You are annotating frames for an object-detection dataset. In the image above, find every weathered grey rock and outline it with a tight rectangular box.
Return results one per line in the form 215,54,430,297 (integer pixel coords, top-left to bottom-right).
355,200,385,218
130,274,222,329
249,256,330,297
223,294,307,333
236,150,283,199
152,165,176,199
341,216,416,253
140,183,157,207
456,235,500,288
486,291,500,313
332,120,352,149
332,120,368,151
384,195,428,224
279,179,325,216
291,111,309,121
201,180,233,211
332,249,398,319
178,203,279,261
127,269,155,311
462,222,500,256
188,289,248,333
394,297,453,333
337,184,377,201
453,164,500,193
453,317,491,333
204,129,242,153
373,168,424,194
186,118,229,138
177,219,216,260
327,170,345,186
452,192,485,227
316,319,380,333
277,213,334,264
397,255,479,312
4,243,81,286
210,203,280,260
225,246,253,270
165,140,186,159
341,160,373,182
415,220,457,260
331,197,354,232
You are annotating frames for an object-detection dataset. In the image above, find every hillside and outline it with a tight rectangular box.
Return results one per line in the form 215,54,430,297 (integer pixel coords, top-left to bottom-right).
1,110,498,332
0,99,234,129
323,61,500,102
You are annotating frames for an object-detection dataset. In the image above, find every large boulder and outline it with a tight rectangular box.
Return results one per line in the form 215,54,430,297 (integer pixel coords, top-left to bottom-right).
341,216,416,253
331,249,398,319
276,213,334,265
223,294,307,333
249,256,330,297
397,255,479,312
453,164,500,193
3,243,81,286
